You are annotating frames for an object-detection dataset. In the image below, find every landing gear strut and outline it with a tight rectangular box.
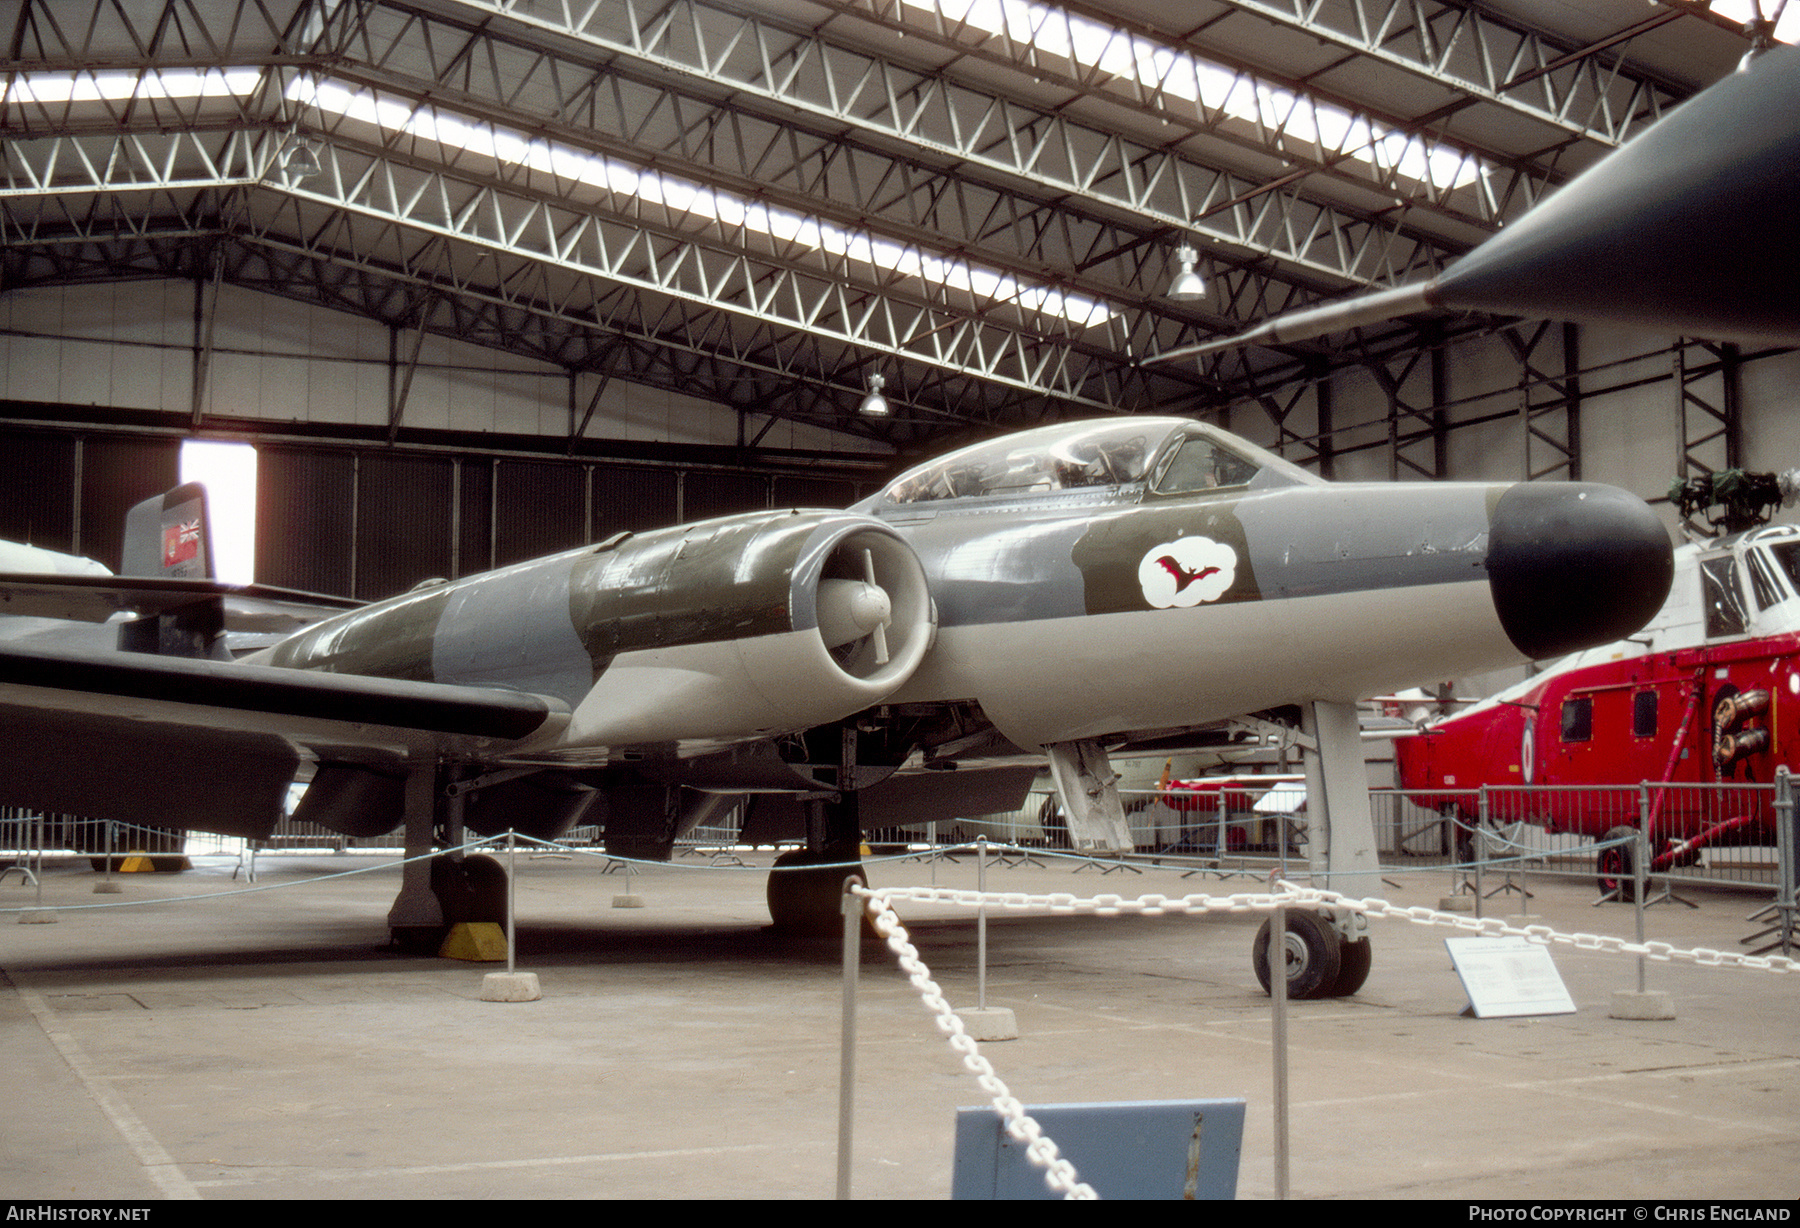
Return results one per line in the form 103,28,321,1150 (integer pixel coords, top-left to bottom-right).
388,765,509,953
1244,700,1382,996
767,724,869,935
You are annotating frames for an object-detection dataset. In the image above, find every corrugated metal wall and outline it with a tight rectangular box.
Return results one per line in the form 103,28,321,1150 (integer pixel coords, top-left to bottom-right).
81,438,181,571
494,459,585,570
0,430,78,557
0,425,873,598
0,432,179,571
357,453,455,598
684,470,769,522
256,447,355,596
592,464,677,539
774,475,859,509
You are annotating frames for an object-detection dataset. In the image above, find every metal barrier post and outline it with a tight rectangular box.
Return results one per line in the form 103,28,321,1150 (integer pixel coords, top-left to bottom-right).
1268,889,1289,1202
1474,789,1488,919
505,828,517,975
1636,785,1650,992
1775,768,1795,957
976,835,989,1010
94,819,122,895
837,877,861,1200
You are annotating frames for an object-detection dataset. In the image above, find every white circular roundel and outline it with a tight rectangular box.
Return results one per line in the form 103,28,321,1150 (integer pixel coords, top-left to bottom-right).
1137,536,1237,609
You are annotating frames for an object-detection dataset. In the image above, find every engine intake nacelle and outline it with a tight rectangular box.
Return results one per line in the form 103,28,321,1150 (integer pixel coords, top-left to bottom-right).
564,511,934,750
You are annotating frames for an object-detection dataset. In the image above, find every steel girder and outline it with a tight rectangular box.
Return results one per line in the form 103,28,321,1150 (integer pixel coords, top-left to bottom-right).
1198,0,1692,148
809,0,1556,231
0,0,1735,446
0,221,902,443
412,0,1465,290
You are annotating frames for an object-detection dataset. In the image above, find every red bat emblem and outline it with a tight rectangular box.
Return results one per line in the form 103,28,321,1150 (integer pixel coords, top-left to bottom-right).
1156,555,1221,593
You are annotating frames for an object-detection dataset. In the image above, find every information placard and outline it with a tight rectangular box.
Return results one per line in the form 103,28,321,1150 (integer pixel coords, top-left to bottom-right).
1445,935,1576,1018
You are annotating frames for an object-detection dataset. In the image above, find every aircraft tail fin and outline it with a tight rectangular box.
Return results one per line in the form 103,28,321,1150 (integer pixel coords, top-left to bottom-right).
121,482,213,580
117,483,227,659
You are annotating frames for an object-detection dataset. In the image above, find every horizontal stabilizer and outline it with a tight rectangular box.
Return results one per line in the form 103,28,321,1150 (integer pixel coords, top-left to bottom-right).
0,573,362,633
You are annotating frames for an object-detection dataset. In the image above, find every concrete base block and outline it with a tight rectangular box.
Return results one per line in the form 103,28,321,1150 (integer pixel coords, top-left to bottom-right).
961,1006,1018,1041
480,972,542,1002
1610,989,1676,1020
1439,895,1474,912
18,909,56,924
439,922,507,962
612,894,645,909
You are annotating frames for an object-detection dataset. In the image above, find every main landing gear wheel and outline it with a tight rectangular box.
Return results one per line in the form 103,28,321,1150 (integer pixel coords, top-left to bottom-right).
766,850,868,936
1252,912,1372,999
1596,825,1639,902
392,854,510,954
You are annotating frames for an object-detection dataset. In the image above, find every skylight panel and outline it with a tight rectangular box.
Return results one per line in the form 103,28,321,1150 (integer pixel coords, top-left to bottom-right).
3,67,262,106
1708,0,1798,44
903,0,1483,193
287,76,1116,328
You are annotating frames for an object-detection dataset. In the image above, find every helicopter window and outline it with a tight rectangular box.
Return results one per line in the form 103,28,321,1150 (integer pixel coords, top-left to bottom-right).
1560,697,1593,743
1765,541,1800,597
1153,437,1263,495
1747,548,1788,611
1632,691,1657,739
1700,555,1748,639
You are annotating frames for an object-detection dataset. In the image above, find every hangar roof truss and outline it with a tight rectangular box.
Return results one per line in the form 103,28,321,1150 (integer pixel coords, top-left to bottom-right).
0,0,1768,449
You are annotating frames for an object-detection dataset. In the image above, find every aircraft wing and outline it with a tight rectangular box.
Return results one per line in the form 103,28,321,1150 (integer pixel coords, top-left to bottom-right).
0,641,568,838
1159,46,1800,362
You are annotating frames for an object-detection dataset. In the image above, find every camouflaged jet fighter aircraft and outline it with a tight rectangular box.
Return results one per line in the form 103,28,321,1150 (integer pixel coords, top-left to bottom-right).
0,417,1672,993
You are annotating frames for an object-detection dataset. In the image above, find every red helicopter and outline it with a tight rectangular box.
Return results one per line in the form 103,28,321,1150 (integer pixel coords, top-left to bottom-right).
1395,470,1800,898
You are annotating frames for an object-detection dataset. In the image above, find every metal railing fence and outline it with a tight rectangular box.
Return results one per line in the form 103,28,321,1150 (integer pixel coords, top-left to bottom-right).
2,774,1790,898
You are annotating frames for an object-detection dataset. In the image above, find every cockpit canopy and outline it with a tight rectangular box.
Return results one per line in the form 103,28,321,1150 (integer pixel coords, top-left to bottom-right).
863,417,1316,512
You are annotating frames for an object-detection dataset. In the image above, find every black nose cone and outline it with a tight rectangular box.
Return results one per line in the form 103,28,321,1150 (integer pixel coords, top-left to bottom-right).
1487,483,1674,660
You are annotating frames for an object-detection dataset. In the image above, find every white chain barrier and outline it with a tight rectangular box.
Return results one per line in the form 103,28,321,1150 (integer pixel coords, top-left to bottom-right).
850,878,1795,1199
867,881,1800,973
853,884,1099,1200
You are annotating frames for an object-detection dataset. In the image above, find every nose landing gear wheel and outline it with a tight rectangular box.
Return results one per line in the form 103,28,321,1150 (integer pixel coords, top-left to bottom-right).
1253,912,1370,998
1332,935,1373,997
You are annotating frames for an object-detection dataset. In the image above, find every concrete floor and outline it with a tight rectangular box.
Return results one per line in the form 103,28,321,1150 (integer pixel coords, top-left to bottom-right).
0,845,1793,1201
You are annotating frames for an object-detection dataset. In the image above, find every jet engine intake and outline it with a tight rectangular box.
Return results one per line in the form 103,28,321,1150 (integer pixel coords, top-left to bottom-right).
567,513,934,749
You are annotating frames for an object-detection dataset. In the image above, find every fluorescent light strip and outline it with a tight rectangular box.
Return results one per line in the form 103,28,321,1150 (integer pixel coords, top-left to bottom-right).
905,0,1482,192
288,76,1116,327
3,67,262,105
